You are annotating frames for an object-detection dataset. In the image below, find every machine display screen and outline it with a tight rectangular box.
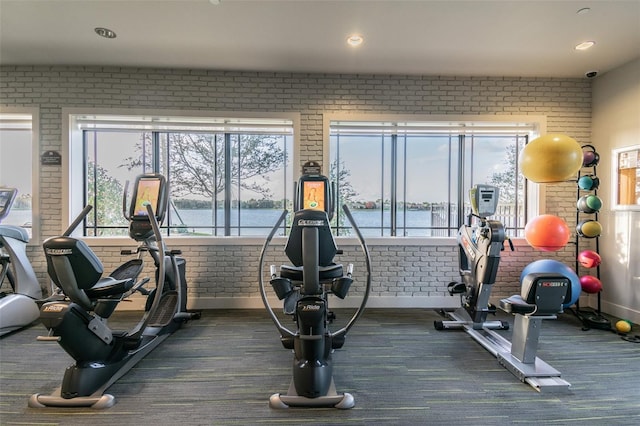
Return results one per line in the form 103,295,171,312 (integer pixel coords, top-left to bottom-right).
133,178,161,217
303,180,325,211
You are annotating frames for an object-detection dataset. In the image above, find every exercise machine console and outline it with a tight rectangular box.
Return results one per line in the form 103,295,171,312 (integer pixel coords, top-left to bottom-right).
0,187,42,336
258,162,371,409
29,173,199,408
435,184,572,392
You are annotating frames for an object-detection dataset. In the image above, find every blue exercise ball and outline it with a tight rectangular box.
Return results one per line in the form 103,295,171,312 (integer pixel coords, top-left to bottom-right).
578,175,600,191
520,259,580,308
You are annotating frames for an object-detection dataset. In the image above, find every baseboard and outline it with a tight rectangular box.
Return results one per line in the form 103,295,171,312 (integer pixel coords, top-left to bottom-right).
114,294,638,325
598,299,640,324
189,295,461,310
116,295,461,311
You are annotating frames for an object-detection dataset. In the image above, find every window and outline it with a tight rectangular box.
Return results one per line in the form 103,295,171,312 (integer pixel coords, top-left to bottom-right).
0,109,39,237
326,115,543,237
66,111,297,237
613,145,640,210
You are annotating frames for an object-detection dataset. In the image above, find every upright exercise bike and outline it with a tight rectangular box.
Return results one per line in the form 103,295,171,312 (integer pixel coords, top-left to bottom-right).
258,164,371,409
0,187,42,336
29,173,199,408
435,184,573,392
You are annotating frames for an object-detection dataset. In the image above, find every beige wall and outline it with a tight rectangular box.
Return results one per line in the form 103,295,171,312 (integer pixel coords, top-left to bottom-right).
0,66,593,310
593,58,640,324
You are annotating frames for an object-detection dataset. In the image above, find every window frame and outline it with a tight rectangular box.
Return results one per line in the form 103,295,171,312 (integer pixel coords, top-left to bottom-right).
0,106,40,243
323,113,547,238
63,108,300,243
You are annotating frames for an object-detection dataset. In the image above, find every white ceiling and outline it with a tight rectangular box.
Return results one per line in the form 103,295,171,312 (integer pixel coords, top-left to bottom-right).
1,0,639,78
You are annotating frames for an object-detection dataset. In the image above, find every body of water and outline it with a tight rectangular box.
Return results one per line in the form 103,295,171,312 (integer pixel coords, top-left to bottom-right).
171,208,446,237
3,208,453,238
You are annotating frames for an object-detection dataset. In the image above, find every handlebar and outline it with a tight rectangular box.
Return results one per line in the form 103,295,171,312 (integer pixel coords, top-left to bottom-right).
333,204,371,338
258,210,292,337
63,204,93,237
126,202,168,339
122,180,130,221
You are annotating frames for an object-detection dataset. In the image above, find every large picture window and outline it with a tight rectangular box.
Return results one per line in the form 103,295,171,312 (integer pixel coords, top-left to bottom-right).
327,116,542,237
67,111,297,237
0,109,38,237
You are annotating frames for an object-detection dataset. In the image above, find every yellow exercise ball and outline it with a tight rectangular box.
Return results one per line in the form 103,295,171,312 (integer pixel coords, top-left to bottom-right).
615,320,632,333
519,134,583,183
577,219,602,238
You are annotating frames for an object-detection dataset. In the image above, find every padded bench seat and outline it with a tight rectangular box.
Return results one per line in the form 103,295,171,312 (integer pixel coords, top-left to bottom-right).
280,263,343,282
85,277,135,299
500,295,537,315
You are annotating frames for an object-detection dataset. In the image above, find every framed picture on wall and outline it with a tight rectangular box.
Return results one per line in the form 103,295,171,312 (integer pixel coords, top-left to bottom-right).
612,145,640,210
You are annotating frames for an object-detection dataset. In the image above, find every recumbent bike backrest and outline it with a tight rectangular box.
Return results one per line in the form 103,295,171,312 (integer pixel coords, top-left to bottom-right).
44,237,104,291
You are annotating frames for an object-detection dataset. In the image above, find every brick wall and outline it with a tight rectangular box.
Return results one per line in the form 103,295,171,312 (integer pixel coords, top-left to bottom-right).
0,66,592,308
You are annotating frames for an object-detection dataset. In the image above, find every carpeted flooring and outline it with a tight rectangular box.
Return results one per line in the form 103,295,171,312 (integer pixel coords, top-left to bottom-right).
0,308,638,425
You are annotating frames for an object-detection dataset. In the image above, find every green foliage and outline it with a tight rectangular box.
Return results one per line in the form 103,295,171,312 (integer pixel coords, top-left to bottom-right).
173,198,212,209
330,159,359,233
121,132,287,202
330,159,357,205
167,133,286,199
87,161,125,234
489,142,523,203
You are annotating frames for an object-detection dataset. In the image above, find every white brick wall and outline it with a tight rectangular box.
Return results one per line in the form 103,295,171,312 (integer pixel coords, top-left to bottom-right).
0,66,591,308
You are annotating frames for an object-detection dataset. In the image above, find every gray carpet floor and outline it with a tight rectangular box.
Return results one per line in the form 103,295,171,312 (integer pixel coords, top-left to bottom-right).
1,308,638,425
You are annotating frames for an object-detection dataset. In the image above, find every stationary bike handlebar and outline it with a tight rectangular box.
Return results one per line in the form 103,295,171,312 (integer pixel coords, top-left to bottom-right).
63,205,93,237
122,180,131,221
127,202,168,339
258,210,292,337
333,205,371,339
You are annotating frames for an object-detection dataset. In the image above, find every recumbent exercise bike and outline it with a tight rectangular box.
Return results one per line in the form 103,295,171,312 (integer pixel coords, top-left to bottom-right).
29,173,199,408
258,164,371,409
435,184,573,392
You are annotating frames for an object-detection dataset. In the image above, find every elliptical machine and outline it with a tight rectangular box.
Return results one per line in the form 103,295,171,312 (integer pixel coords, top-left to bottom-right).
0,187,42,336
435,184,573,392
29,173,199,409
258,162,371,409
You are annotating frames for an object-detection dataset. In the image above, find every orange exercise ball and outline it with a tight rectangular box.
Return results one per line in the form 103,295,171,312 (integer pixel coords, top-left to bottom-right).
524,214,571,251
519,134,583,183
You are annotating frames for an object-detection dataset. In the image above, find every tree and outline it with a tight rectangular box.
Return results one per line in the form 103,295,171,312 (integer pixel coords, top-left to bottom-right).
330,159,359,234
488,142,523,203
122,132,286,202
87,161,125,235
330,159,357,206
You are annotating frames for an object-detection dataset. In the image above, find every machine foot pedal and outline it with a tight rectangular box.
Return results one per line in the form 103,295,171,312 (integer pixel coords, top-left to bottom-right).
148,292,178,327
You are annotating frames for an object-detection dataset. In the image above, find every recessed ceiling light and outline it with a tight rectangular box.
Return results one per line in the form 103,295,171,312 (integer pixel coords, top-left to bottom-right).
347,34,364,47
575,41,595,50
95,27,116,39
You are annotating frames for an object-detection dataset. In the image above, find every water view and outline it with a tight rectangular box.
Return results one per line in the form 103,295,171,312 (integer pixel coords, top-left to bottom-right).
171,208,444,237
